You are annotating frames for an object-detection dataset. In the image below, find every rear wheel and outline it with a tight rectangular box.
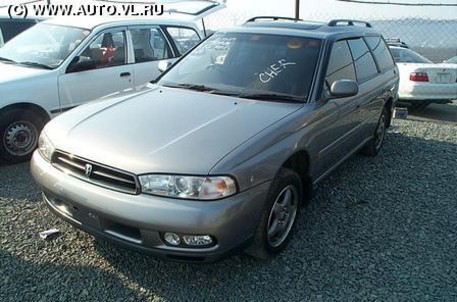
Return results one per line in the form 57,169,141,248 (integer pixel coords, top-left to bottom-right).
245,168,302,259
361,107,387,157
0,109,45,164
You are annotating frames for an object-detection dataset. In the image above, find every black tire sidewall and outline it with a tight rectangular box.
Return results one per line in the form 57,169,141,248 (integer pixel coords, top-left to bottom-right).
0,109,44,163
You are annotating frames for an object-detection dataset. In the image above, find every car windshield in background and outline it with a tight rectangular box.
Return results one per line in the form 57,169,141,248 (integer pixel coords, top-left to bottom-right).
390,47,432,64
159,32,322,100
0,24,90,69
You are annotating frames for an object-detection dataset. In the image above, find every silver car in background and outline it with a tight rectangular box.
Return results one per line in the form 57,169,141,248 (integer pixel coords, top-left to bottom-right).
31,17,399,262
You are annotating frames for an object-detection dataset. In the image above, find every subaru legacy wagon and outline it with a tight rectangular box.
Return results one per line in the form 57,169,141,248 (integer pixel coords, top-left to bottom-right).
31,17,399,262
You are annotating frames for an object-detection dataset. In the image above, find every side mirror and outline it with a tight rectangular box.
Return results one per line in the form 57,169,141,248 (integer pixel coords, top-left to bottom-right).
329,80,358,98
157,60,172,73
67,56,97,73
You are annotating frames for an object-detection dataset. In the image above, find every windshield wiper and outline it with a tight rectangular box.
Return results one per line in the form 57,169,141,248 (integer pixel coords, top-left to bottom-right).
0,57,15,63
163,83,217,92
239,93,304,103
18,61,52,70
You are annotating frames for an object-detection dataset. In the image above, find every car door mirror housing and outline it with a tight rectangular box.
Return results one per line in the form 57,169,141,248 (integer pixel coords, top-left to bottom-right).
67,56,97,73
158,60,172,73
329,80,359,98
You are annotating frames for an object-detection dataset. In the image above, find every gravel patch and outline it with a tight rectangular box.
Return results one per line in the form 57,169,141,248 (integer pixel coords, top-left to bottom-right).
1,119,456,301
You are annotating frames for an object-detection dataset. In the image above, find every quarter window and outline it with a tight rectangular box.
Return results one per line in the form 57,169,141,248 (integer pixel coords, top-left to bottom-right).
347,38,378,83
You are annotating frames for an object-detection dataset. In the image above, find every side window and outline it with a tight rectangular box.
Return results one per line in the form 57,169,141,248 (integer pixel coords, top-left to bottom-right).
347,38,378,83
326,40,356,88
77,29,126,69
166,27,201,55
365,36,395,71
131,28,170,62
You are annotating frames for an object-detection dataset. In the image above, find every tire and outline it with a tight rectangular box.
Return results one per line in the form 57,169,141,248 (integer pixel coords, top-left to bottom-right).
361,107,387,157
0,109,45,164
245,168,302,259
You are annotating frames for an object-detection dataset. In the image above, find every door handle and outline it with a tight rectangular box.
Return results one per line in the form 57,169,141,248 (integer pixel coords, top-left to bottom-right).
120,72,131,77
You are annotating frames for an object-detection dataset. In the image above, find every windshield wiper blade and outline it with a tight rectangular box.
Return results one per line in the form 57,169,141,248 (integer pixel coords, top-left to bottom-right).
0,57,15,63
18,61,52,70
239,93,304,103
163,83,216,92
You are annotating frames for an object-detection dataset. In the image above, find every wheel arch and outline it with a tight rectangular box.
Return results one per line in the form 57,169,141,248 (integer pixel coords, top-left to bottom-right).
281,150,313,204
385,97,394,128
1,102,51,124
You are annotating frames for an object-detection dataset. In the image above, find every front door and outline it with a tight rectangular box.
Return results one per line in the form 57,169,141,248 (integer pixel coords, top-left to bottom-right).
58,28,133,112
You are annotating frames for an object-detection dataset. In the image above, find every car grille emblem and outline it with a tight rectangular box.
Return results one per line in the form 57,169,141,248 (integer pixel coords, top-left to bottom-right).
85,164,93,177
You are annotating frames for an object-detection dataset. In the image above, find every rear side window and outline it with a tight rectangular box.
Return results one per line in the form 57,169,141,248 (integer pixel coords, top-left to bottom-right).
365,36,395,72
131,28,171,62
347,38,378,83
326,40,356,88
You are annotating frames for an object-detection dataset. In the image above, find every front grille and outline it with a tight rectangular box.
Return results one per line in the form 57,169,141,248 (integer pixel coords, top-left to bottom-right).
51,150,139,195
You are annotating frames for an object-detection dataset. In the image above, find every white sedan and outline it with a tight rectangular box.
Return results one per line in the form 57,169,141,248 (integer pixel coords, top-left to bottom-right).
389,46,457,107
0,1,225,164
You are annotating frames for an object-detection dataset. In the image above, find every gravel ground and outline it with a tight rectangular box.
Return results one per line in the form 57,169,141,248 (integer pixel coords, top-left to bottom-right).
1,118,456,301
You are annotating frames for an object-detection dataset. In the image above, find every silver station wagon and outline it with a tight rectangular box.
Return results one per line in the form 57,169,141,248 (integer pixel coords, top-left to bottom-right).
31,17,399,262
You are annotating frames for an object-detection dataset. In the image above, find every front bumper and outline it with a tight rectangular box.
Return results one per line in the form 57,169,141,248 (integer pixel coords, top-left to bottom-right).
31,151,270,262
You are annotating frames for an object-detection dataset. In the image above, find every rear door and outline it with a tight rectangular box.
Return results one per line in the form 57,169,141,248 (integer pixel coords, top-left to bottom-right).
130,25,204,86
129,26,175,86
347,38,385,142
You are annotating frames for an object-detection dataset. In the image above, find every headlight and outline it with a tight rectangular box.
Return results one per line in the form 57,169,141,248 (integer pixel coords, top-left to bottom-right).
139,174,237,200
38,131,54,162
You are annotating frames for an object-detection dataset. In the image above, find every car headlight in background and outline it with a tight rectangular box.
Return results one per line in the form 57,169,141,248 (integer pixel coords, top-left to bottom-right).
38,131,54,162
139,174,237,200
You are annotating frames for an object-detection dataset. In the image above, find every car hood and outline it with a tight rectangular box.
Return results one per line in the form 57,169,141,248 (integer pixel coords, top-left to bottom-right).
47,86,301,175
0,62,49,82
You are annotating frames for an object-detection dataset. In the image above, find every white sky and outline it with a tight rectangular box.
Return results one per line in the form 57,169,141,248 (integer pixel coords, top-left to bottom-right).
226,0,457,21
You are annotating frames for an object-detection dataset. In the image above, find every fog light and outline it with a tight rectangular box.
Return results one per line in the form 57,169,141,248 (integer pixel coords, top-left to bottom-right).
164,232,181,246
182,235,213,246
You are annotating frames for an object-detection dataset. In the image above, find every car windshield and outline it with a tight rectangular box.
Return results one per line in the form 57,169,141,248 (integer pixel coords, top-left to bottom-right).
390,47,432,64
0,23,90,69
158,32,322,100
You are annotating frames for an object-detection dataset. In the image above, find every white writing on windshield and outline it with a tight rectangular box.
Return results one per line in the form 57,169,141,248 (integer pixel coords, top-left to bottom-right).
259,59,296,83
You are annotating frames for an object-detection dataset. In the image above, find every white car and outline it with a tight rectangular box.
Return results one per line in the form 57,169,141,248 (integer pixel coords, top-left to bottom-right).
0,1,224,163
389,46,457,108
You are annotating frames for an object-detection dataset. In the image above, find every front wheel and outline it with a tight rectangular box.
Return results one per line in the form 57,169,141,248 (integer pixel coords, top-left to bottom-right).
0,109,45,164
245,168,302,259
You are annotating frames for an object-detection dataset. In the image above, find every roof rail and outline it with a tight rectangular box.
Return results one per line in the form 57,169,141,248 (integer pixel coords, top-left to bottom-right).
328,19,372,28
244,16,303,23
